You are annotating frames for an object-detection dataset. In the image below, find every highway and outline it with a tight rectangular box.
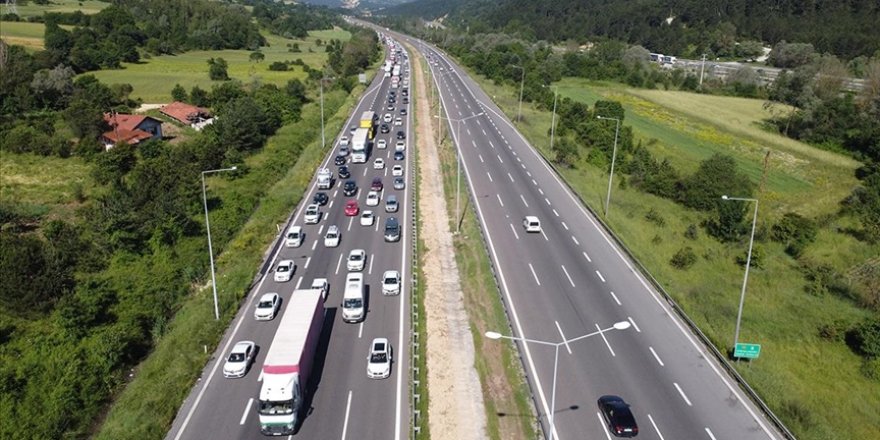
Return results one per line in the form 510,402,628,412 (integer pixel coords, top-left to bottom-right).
374,24,784,440
165,38,412,440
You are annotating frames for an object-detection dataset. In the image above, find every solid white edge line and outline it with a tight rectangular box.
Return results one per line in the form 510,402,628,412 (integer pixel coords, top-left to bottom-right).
596,323,616,357
674,382,693,406
649,346,665,366
240,398,254,425
648,414,666,440
340,390,353,440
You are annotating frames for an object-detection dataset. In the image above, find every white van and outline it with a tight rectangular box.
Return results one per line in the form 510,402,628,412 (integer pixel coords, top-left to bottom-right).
523,216,541,233
342,273,365,323
285,226,303,247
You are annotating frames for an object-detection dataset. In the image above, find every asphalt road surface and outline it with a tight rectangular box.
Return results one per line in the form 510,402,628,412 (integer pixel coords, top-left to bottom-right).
165,39,413,440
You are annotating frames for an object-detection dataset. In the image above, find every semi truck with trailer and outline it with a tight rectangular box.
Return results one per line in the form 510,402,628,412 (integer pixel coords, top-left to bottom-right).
258,289,324,436
351,127,370,164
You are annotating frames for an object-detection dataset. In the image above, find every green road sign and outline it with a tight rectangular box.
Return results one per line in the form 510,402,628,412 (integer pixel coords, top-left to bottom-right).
734,343,761,359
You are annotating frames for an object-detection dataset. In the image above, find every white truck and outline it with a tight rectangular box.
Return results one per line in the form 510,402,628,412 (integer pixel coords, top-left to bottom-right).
351,127,370,164
258,289,324,436
317,168,332,190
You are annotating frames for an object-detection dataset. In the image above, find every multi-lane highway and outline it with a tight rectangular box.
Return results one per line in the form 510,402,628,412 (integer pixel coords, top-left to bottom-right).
165,38,412,440
374,24,784,440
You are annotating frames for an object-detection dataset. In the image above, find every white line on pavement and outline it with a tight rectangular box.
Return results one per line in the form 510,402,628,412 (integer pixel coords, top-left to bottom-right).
597,412,613,440
487,172,493,182
649,346,665,366
531,178,537,185
368,255,374,274
609,291,621,305
556,320,572,354
596,270,606,282
553,209,559,217
561,265,575,287
541,230,549,241
304,257,311,269
239,398,253,425
311,240,318,251
674,382,693,406
538,188,544,195
596,323,616,356
340,391,353,440
479,154,484,163
318,224,324,235
705,427,717,440
335,253,344,275
583,251,591,262
628,317,642,332
358,322,364,339
508,172,515,182
648,414,666,440
561,221,569,230
497,154,503,163
510,223,519,240
572,236,579,245
520,194,529,207
295,276,303,290
497,194,504,207
528,263,541,285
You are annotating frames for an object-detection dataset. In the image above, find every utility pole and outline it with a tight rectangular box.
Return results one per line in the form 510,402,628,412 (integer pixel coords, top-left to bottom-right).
699,53,707,87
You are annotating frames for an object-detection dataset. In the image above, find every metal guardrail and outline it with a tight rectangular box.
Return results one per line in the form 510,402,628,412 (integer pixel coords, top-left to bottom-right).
409,50,424,440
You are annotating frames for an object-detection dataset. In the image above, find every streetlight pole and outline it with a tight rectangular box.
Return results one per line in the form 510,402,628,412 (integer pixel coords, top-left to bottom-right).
319,76,334,150
436,112,485,233
511,64,525,122
597,115,621,217
721,195,759,355
201,166,237,320
485,321,631,440
548,86,558,152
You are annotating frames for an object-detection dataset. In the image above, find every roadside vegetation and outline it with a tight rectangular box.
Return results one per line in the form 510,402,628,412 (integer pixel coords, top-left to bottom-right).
0,0,381,437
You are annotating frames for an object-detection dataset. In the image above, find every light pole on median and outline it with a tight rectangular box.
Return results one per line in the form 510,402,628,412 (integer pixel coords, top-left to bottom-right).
201,166,238,320
511,64,525,123
485,321,632,440
596,115,621,218
721,195,759,355
435,111,485,234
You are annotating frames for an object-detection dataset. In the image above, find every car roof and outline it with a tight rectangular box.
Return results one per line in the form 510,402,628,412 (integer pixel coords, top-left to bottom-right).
278,259,293,266
350,249,365,255
233,340,254,351
525,215,539,222
259,292,278,301
371,337,389,348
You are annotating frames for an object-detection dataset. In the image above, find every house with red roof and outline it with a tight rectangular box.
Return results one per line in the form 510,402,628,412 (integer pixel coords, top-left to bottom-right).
102,113,163,149
160,101,214,131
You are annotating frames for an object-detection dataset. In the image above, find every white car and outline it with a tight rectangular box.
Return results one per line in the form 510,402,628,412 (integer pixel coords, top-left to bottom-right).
366,338,392,379
383,113,392,123
310,278,329,301
376,139,387,149
366,191,380,207
285,226,303,247
223,341,256,378
382,270,401,295
360,210,375,226
254,292,280,320
523,216,541,233
339,136,350,146
347,249,366,272
373,158,385,170
392,165,404,177
324,225,340,247
304,204,320,224
385,195,398,213
274,259,295,282
395,140,406,152
394,117,403,126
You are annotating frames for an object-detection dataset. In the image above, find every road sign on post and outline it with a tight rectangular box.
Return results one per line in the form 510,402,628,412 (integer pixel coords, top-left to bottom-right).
734,343,761,359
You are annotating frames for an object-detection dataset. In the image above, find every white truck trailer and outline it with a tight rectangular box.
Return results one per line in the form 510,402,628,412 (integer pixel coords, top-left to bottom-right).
351,127,370,164
317,168,332,190
258,289,324,436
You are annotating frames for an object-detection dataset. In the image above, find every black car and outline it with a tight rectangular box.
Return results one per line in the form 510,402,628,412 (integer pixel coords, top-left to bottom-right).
597,395,639,437
334,155,346,166
400,108,407,115
402,97,409,104
384,217,400,242
313,192,329,206
386,104,395,111
380,124,390,134
387,96,396,104
343,180,358,196
338,165,350,179
402,89,408,96
396,131,406,140
394,151,405,161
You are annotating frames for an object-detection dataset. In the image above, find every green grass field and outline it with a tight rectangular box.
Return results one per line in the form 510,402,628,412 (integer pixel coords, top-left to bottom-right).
466,72,880,439
0,21,76,50
9,0,108,17
0,153,91,220
88,28,349,103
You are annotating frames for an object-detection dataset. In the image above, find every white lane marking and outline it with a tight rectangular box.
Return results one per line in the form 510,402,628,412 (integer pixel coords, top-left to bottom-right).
333,190,338,197
318,224,325,235
706,427,717,440
520,194,529,208
497,154,504,163
528,263,541,285
553,209,559,217
538,188,544,195
472,139,477,148
466,127,471,136
520,163,526,169
596,323,616,356
335,253,344,275
479,154,484,163
526,171,531,177
597,412,613,440
561,221,569,230
482,128,487,135
358,321,364,339
649,346,665,366
497,194,504,207
348,216,354,230
295,276,303,290
239,398,253,425
489,140,495,149
541,230,549,241
561,265,575,287
368,255,374,274
340,390,353,440
487,172,493,182
304,257,311,269
510,223,519,240
531,178,537,185
311,239,318,251
375,218,380,232
363,167,368,177
556,321,572,354
507,172,514,182
648,414,666,440
674,382,693,406
517,157,522,163
609,291,621,305
628,317,642,332
596,270,606,283
572,236,580,245
583,251,591,262
328,200,334,209
545,198,551,206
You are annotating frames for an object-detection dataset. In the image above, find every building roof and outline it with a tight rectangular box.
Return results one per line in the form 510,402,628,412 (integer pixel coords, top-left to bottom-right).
160,101,211,125
102,128,154,145
102,113,161,146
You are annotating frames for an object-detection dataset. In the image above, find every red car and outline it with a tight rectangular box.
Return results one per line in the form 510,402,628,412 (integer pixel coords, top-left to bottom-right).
371,177,384,191
345,200,360,216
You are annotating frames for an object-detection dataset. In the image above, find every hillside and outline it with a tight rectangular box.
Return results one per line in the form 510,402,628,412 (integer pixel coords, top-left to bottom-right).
381,0,880,60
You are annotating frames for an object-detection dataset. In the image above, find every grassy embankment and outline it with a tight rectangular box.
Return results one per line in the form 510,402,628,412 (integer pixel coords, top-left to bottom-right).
423,57,536,439
90,28,350,103
465,73,879,439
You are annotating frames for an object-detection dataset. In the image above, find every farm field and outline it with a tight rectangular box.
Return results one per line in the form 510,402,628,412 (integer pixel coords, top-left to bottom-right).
0,21,75,50
8,0,108,17
89,28,350,103
466,70,880,439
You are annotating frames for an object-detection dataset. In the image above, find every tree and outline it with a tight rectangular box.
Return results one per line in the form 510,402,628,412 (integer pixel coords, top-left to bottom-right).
211,96,269,152
249,51,265,63
64,98,105,141
736,40,765,60
29,64,75,109
678,154,752,211
189,86,210,107
171,84,188,102
768,41,817,68
207,57,230,81
552,136,579,167
622,45,650,70
92,143,138,185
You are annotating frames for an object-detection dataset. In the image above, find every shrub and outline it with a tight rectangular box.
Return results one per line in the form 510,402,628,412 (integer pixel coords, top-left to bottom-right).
800,259,852,299
684,224,699,240
645,208,665,227
735,244,764,269
268,61,289,71
670,247,697,269
846,318,880,359
861,358,880,381
771,212,818,257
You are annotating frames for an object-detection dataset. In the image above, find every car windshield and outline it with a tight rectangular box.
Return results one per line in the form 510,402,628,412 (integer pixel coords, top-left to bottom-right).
370,352,388,363
228,353,244,362
277,265,290,272
343,298,362,308
350,253,362,261
385,277,397,284
259,399,294,415
258,300,273,308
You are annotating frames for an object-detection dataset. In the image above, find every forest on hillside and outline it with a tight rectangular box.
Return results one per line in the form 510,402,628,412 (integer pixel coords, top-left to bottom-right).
384,0,880,61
